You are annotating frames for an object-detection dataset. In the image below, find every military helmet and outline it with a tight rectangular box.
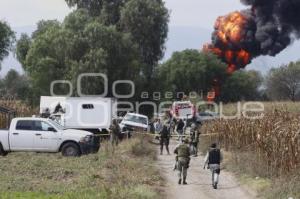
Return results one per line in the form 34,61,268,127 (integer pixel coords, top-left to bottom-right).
183,137,189,143
211,143,217,148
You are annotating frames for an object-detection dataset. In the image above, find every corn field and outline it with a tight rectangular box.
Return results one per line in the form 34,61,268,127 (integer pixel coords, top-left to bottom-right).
0,99,37,129
202,109,300,176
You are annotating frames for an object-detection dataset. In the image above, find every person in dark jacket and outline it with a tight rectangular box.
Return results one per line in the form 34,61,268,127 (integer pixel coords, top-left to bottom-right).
203,143,223,189
54,103,63,113
176,119,185,141
159,122,171,155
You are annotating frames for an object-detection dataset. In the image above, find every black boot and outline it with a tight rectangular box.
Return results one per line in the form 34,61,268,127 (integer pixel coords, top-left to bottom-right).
178,179,181,185
183,178,187,185
213,183,218,189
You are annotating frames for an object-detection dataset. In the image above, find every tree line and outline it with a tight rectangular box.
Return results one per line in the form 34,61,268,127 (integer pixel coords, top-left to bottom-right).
0,0,300,110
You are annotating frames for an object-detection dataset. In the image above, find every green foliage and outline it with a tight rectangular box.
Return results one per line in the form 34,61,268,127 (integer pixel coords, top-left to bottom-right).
266,61,300,101
120,0,169,81
158,50,227,96
17,11,141,99
16,1,169,105
65,0,103,16
16,34,32,67
0,69,30,101
221,70,263,102
0,21,15,68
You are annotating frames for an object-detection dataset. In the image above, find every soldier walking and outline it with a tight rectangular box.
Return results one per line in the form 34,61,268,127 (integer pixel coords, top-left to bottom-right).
190,120,201,156
174,138,191,185
159,122,171,155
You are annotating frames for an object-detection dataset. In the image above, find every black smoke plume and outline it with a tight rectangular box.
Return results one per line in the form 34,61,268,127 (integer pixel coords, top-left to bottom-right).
208,0,300,70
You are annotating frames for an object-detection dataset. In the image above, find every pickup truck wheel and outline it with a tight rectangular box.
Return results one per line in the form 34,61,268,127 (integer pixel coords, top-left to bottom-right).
61,143,81,157
0,144,8,157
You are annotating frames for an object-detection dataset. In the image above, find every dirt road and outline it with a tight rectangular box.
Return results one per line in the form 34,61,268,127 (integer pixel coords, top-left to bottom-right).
157,140,256,199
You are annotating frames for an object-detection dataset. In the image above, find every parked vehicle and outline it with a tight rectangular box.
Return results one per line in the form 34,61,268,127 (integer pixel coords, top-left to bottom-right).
119,113,149,132
197,111,219,122
40,96,118,133
170,101,196,120
0,117,100,157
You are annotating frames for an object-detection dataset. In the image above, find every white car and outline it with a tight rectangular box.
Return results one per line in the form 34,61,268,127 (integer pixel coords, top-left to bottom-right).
197,111,220,122
0,117,100,157
119,113,149,132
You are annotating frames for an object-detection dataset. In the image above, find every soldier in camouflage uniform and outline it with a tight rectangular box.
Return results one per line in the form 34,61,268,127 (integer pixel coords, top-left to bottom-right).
159,122,171,155
190,121,201,156
109,119,121,146
174,138,191,185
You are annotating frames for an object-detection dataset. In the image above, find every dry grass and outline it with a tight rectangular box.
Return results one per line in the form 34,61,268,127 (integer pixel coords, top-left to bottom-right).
200,102,300,199
220,101,300,115
0,136,163,199
0,99,38,128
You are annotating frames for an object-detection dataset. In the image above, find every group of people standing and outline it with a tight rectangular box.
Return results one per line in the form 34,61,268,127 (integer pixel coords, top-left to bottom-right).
154,116,223,189
154,117,200,156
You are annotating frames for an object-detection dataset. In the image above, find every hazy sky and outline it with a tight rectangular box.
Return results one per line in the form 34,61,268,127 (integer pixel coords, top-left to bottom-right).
0,0,245,29
0,0,70,27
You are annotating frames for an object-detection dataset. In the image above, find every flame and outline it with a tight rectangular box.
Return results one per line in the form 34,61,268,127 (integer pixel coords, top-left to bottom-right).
203,11,253,99
204,11,252,74
215,11,247,44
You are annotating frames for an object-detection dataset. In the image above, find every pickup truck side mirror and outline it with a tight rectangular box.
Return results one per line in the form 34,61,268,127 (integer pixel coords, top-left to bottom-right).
48,127,57,132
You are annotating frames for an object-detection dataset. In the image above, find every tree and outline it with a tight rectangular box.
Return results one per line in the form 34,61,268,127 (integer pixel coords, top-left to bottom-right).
120,0,169,82
65,0,103,16
0,21,15,68
16,34,32,67
17,0,169,107
17,10,141,101
158,50,227,98
220,70,263,102
0,69,30,100
266,62,300,101
66,0,169,83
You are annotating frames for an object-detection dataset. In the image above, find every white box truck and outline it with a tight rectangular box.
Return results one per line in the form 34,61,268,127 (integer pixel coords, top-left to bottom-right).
40,96,118,133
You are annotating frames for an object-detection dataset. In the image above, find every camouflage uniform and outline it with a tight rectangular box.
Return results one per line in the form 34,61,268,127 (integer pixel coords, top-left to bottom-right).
160,124,170,155
174,140,191,185
109,120,120,146
190,123,200,156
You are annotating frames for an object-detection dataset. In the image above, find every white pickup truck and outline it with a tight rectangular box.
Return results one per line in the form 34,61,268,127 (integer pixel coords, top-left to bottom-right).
0,117,100,157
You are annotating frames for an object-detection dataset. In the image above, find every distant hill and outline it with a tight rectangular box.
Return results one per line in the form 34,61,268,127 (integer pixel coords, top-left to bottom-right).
1,25,300,76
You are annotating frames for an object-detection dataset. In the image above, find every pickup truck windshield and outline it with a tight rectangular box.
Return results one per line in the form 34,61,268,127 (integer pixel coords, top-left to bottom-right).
124,115,147,125
48,120,65,130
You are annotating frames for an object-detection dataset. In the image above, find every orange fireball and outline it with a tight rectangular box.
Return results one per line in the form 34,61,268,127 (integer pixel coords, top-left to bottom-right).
204,11,252,74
